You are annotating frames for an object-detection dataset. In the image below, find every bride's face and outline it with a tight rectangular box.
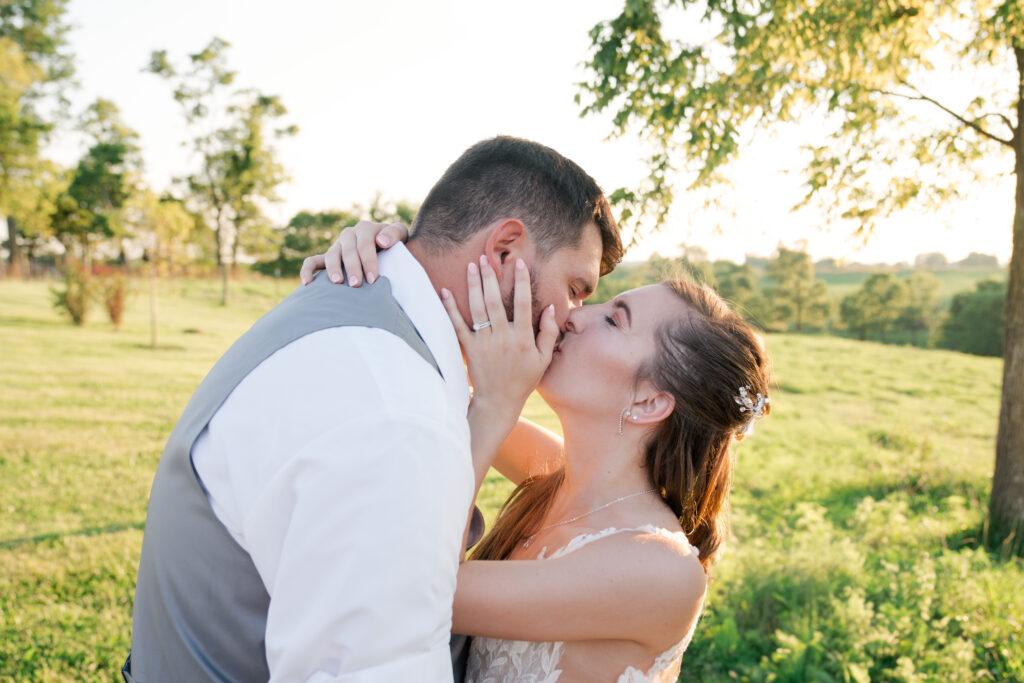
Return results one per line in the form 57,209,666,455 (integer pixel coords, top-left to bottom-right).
538,284,688,415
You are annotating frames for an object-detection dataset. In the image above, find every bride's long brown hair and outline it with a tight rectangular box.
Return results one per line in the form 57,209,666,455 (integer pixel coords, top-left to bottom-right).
470,279,771,573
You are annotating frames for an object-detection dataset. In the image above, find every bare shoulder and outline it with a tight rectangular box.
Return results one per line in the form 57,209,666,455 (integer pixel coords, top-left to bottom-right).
563,527,708,644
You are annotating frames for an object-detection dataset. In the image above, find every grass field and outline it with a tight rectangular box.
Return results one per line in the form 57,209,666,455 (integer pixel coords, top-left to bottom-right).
1,276,1022,681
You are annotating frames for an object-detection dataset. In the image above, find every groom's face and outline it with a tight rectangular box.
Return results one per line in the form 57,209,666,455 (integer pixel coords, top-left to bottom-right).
515,221,604,332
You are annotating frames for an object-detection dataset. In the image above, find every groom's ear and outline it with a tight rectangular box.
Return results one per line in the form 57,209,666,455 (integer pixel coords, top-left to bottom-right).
482,219,529,284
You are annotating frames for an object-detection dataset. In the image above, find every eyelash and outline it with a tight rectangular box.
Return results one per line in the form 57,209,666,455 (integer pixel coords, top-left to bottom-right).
605,315,617,327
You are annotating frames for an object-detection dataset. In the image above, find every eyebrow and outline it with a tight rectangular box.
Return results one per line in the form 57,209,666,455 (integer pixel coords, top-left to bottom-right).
613,299,632,327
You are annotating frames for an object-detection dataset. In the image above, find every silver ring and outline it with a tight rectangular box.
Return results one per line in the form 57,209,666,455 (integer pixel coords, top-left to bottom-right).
472,320,492,331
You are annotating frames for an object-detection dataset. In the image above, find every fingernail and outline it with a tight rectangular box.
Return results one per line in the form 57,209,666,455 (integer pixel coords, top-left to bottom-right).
468,262,478,275
367,272,376,284
349,276,359,287
547,304,554,314
330,273,342,283
516,258,525,270
480,254,488,267
378,236,390,247
301,277,309,285
441,287,451,301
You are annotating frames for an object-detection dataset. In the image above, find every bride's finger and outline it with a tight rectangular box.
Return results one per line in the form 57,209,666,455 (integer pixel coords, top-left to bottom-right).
338,229,366,287
466,262,490,330
300,254,326,285
478,256,508,331
512,258,531,336
440,287,471,346
376,222,408,249
356,227,381,285
535,304,558,361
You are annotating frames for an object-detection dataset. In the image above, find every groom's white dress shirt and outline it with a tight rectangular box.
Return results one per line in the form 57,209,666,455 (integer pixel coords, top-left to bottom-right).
192,243,472,683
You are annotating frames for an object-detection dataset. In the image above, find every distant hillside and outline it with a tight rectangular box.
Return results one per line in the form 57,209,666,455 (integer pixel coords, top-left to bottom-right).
811,267,1008,306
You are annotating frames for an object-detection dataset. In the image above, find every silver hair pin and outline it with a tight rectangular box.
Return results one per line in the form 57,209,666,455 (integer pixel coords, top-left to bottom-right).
734,385,769,438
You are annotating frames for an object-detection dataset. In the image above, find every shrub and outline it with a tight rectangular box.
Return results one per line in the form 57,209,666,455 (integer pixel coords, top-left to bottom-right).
98,275,129,330
935,280,1006,357
51,267,92,326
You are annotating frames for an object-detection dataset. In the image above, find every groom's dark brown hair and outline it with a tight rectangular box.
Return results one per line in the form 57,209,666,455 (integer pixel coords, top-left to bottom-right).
408,135,623,276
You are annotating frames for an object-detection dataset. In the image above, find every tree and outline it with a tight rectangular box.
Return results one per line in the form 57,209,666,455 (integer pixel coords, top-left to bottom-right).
51,99,140,267
148,38,296,304
256,209,360,277
896,271,941,345
956,252,1001,268
3,157,64,271
914,252,949,270
712,259,768,326
255,197,419,277
579,0,1024,550
765,247,831,332
936,280,1007,357
127,191,194,348
839,272,906,341
0,0,74,276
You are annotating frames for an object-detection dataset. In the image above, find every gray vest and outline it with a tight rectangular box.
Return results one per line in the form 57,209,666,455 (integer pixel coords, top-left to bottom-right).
124,272,443,682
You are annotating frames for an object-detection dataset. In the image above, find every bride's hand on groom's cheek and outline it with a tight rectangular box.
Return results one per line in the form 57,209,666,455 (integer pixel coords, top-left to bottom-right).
440,255,558,417
299,221,409,286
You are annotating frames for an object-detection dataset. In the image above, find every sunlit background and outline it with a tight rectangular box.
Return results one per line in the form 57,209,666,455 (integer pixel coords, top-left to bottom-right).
40,0,1013,265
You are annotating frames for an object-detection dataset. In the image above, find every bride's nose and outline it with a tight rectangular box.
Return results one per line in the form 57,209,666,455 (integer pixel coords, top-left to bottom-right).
563,306,584,334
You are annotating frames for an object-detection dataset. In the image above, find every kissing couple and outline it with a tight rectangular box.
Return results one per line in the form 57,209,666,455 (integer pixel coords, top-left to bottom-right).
123,136,771,682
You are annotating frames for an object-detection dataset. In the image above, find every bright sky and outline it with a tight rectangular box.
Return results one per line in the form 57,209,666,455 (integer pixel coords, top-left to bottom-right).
45,0,1014,265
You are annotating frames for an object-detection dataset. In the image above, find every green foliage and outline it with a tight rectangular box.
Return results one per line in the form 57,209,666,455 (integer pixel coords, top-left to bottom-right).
0,0,74,273
579,0,1019,235
956,252,1000,268
50,266,90,325
936,279,1006,357
255,209,360,277
713,260,771,328
147,37,297,302
255,197,420,277
765,248,831,332
896,271,941,345
51,99,141,263
840,272,906,341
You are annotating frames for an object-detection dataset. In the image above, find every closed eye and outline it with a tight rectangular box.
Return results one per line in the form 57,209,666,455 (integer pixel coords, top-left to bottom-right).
605,315,617,327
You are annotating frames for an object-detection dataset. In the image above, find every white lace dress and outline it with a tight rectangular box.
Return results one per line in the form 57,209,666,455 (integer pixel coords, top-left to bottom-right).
464,525,701,683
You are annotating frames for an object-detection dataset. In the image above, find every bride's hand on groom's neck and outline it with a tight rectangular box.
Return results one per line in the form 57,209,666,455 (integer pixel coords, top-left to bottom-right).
299,220,409,286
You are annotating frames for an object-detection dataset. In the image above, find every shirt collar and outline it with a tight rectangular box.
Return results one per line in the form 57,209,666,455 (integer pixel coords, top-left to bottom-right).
377,243,469,410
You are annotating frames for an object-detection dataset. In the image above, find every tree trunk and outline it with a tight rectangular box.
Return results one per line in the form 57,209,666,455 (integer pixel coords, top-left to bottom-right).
6,216,24,277
220,262,230,306
990,47,1024,555
149,256,159,349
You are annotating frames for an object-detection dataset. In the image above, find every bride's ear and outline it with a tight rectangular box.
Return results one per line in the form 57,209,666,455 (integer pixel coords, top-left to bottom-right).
628,385,675,426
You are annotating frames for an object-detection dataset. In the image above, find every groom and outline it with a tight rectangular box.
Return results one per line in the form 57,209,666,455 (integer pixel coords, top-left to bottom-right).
123,136,622,682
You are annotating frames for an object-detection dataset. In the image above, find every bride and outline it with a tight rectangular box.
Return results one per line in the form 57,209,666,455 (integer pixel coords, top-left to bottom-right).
302,223,771,682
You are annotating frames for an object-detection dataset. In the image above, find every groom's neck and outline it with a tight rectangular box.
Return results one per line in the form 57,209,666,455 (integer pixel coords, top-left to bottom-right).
407,237,484,301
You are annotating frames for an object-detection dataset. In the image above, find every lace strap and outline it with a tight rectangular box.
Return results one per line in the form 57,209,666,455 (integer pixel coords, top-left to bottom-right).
540,524,696,560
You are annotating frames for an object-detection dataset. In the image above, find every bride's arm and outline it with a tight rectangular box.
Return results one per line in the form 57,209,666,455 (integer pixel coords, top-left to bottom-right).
452,533,706,648
491,417,563,486
298,220,561,486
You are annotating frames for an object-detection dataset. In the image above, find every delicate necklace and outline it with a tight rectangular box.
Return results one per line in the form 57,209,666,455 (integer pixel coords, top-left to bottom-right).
522,488,658,548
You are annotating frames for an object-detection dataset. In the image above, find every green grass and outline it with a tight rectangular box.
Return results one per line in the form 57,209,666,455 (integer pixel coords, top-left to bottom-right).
1,277,1022,681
